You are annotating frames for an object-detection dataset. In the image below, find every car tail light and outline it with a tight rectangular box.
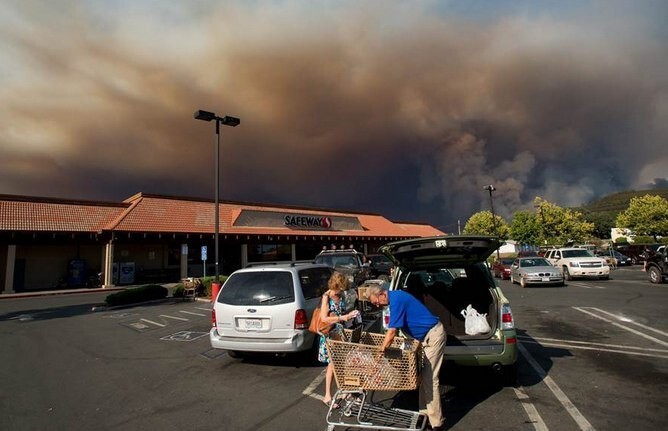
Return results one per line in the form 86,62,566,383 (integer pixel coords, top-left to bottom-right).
501,303,514,330
211,307,217,327
294,309,308,330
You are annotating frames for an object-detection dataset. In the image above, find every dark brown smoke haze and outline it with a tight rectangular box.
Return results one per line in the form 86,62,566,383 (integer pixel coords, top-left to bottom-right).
1,1,666,230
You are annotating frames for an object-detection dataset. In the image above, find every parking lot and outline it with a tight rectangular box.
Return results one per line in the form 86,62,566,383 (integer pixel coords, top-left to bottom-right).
1,266,666,431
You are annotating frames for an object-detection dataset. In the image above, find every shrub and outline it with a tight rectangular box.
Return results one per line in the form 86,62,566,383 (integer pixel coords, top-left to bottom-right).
105,285,168,306
172,285,185,298
200,276,227,298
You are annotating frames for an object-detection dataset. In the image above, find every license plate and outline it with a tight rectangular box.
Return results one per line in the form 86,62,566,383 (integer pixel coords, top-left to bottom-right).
542,277,550,282
244,319,262,329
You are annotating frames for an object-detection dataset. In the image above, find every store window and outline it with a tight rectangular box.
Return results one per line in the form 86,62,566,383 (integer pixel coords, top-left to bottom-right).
248,243,291,262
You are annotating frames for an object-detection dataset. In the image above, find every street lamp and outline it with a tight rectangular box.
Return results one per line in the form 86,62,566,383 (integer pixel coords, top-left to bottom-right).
483,184,500,258
194,110,240,292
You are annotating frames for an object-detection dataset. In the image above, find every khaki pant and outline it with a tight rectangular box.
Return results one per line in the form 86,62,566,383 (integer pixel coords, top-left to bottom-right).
419,322,446,427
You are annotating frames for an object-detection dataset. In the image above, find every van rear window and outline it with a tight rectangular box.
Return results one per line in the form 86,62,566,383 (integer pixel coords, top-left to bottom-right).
218,272,294,305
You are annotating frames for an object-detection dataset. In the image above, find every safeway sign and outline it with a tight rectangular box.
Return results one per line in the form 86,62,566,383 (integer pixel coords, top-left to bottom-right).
284,215,333,229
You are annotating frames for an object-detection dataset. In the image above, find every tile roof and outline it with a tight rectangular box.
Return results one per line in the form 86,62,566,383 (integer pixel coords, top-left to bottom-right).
0,192,444,238
0,195,126,232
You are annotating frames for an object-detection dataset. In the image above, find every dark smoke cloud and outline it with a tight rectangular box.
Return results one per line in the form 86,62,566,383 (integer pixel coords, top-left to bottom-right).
0,1,666,231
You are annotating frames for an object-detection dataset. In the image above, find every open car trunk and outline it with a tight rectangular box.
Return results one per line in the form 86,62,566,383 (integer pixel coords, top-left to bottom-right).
397,265,498,340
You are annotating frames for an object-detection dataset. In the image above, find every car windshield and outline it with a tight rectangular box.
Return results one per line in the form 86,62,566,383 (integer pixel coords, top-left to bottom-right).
315,254,358,268
520,258,551,267
218,271,295,305
562,249,594,258
369,255,392,265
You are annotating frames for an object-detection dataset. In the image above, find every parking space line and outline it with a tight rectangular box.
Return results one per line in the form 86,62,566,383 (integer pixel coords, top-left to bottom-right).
140,318,166,327
513,387,548,431
573,307,668,347
581,307,668,338
180,310,206,317
519,339,668,360
518,336,668,353
518,342,596,430
160,314,189,321
302,369,327,401
195,307,211,312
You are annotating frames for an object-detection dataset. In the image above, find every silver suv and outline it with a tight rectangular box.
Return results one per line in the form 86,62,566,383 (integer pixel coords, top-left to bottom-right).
209,263,336,358
544,247,610,280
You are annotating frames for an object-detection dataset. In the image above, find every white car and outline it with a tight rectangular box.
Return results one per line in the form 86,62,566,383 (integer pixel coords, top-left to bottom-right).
544,248,609,280
209,263,336,358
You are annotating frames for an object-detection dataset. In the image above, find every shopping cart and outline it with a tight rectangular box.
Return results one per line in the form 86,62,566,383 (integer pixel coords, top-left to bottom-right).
324,328,427,431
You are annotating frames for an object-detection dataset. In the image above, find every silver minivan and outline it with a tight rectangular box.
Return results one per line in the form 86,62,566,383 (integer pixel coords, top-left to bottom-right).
209,263,335,358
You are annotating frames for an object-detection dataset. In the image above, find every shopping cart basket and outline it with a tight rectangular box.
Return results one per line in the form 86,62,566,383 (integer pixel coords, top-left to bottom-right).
324,329,427,431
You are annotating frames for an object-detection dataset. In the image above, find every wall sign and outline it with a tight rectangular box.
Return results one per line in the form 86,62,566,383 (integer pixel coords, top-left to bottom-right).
283,215,332,229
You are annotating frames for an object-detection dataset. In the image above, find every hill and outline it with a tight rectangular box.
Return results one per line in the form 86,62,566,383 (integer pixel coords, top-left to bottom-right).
574,188,668,238
579,188,668,213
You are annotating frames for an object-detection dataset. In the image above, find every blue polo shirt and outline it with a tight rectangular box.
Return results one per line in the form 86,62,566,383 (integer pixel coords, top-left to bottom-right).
388,290,439,341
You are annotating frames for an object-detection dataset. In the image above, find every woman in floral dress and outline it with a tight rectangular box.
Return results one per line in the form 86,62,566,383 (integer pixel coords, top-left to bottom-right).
318,271,360,408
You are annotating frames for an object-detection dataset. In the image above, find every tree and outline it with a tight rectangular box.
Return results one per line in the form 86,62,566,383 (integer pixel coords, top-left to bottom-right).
463,211,510,239
533,198,595,246
510,210,540,246
616,194,668,241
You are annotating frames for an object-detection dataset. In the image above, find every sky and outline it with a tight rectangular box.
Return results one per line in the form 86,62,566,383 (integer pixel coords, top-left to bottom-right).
1,0,666,232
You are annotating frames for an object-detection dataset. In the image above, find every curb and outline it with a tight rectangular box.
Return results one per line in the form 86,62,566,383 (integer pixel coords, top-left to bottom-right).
0,286,127,300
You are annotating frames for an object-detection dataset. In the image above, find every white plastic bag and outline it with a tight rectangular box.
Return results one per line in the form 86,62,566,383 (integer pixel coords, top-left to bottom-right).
461,304,491,335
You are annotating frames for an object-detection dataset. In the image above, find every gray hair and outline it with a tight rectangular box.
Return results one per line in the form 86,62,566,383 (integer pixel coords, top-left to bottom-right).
366,283,388,298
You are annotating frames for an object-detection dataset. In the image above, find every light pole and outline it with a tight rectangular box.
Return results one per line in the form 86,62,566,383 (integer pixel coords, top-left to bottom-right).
484,184,500,259
194,110,240,294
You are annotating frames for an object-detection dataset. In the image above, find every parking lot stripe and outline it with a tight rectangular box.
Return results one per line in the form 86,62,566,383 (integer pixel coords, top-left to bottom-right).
179,310,206,317
513,387,548,431
160,314,189,321
140,318,166,327
195,307,211,312
518,342,596,431
518,336,668,353
582,307,668,338
302,369,327,401
519,339,668,360
573,307,668,347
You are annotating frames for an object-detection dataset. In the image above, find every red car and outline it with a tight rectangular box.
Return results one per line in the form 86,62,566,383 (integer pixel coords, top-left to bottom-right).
492,258,515,280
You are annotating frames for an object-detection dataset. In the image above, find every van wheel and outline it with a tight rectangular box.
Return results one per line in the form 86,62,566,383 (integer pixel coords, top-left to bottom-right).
227,350,243,359
562,266,572,281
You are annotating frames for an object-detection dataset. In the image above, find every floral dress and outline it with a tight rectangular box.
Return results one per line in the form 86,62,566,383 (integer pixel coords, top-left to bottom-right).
317,295,344,364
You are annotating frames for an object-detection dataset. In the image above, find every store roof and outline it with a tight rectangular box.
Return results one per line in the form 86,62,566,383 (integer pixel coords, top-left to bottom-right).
0,192,444,238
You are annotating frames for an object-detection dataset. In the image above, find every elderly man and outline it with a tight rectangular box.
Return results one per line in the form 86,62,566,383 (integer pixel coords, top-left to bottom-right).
367,283,446,431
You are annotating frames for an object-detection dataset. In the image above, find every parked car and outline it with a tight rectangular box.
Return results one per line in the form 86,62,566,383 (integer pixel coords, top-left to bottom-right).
510,257,564,288
615,243,663,265
378,235,518,385
544,247,610,280
314,248,370,286
209,263,341,358
366,253,394,281
517,250,540,258
491,258,515,280
595,250,633,266
646,245,668,284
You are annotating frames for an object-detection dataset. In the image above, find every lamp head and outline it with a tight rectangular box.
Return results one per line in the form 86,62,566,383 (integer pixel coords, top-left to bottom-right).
484,185,496,192
220,116,240,127
194,110,216,122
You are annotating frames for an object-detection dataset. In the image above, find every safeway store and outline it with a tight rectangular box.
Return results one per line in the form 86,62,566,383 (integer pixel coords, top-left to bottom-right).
0,193,443,293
